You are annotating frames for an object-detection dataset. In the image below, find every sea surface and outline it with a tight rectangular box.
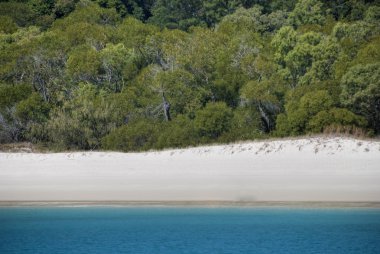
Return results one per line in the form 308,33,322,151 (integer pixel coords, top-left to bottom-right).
0,207,380,254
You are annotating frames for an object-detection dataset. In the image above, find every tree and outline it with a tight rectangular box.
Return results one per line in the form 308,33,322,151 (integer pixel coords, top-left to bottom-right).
53,1,120,27
275,90,335,135
289,0,325,27
177,27,222,90
116,17,159,51
28,0,56,28
194,102,233,138
148,0,204,30
0,1,35,27
14,93,51,143
276,31,323,88
29,0,55,16
99,43,138,92
202,0,238,27
131,64,207,121
307,108,367,133
0,84,32,109
219,106,262,142
218,6,288,35
299,36,340,85
46,83,119,149
0,84,32,143
0,16,18,34
102,119,160,151
66,45,102,85
340,63,380,133
155,115,198,149
15,93,50,124
272,26,298,67
240,79,282,132
365,6,380,24
332,21,376,59
54,0,78,18
10,30,68,103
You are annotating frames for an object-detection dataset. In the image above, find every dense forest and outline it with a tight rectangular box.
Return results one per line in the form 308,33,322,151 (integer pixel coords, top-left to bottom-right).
0,0,379,151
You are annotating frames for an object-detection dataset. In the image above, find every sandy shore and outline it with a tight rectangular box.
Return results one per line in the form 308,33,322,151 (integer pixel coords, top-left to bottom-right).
1,201,380,208
0,137,379,202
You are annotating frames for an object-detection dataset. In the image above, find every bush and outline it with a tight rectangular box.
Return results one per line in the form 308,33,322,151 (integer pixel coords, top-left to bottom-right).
0,84,33,143
275,90,335,136
307,108,367,133
15,93,50,124
46,84,118,150
194,102,234,139
102,120,160,152
219,107,262,142
155,115,199,149
0,84,32,109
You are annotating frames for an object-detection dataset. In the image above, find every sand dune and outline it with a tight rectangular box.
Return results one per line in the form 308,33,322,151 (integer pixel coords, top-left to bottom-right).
0,137,379,202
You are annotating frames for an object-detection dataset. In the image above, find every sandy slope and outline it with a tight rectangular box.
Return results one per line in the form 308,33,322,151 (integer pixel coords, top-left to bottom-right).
0,137,379,202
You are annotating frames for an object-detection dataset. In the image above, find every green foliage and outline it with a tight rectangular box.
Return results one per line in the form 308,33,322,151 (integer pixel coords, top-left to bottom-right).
202,0,237,27
54,0,78,18
365,5,380,23
1,0,379,149
0,1,35,27
219,106,262,142
155,115,198,149
99,43,138,92
194,102,234,139
148,0,204,30
67,45,102,83
275,90,335,135
29,0,55,16
52,1,120,31
307,108,367,133
102,119,159,151
218,6,287,35
0,16,19,34
0,84,33,109
340,63,380,133
272,26,297,66
46,83,119,149
15,93,50,124
353,36,380,66
289,0,325,27
13,93,51,143
0,84,34,143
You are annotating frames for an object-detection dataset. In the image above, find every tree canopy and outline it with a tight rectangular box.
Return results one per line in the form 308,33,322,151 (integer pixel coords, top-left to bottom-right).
0,0,379,150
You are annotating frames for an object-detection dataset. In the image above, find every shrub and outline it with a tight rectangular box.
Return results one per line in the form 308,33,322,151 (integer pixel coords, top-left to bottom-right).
307,108,367,133
194,102,234,139
0,84,32,109
102,120,160,152
219,107,262,142
15,93,50,124
46,83,118,150
155,115,199,149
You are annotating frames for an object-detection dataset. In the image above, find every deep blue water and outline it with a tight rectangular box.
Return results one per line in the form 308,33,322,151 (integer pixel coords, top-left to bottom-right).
1,207,380,254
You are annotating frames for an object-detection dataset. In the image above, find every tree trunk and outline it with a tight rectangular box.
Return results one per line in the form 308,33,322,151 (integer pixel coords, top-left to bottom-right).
258,103,271,133
162,92,171,121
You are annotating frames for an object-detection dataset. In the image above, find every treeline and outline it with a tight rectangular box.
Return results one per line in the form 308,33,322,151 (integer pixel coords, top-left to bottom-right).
0,0,379,151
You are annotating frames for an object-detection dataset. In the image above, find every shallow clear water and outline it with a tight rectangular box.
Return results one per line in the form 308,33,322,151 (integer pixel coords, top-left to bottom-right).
1,207,380,254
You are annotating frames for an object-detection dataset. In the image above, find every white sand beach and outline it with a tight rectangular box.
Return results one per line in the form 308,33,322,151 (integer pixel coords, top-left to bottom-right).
0,137,379,202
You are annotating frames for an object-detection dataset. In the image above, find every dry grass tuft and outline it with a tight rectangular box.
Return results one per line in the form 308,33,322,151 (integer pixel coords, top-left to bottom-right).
0,142,43,153
323,125,372,139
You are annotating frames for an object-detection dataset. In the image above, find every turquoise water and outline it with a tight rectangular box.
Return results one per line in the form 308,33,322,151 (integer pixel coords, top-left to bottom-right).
1,207,380,254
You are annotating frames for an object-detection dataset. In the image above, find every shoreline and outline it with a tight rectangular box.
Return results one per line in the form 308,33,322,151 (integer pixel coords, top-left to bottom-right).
1,201,380,208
